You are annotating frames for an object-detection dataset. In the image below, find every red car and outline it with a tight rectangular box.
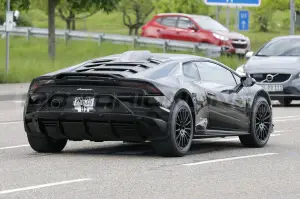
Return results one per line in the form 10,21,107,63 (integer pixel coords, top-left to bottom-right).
141,13,251,55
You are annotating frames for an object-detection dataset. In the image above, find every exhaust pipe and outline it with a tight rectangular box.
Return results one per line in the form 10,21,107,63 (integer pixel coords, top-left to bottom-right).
51,98,64,108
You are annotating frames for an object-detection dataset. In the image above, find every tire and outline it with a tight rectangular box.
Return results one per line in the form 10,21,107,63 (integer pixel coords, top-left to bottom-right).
278,99,292,106
151,100,194,157
27,135,67,153
239,96,272,148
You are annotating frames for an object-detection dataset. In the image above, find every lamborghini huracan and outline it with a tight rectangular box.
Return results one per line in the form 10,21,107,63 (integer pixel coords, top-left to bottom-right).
23,51,273,157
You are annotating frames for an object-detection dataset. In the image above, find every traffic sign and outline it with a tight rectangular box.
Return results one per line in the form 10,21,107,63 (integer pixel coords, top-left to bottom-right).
204,0,261,7
239,10,249,31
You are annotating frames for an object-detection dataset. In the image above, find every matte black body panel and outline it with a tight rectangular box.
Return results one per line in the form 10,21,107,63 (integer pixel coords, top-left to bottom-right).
23,51,273,142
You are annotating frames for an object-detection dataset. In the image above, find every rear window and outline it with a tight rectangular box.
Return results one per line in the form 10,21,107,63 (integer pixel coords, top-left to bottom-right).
135,62,178,80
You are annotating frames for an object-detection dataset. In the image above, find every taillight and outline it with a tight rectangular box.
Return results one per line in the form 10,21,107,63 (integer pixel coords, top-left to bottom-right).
119,81,163,96
29,79,54,92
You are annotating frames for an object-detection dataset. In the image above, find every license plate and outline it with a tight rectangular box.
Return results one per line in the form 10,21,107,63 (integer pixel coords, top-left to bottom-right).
73,97,95,112
258,84,283,92
235,48,247,54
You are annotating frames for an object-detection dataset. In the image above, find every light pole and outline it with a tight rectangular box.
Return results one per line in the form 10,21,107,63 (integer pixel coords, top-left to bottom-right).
290,0,295,35
5,0,11,81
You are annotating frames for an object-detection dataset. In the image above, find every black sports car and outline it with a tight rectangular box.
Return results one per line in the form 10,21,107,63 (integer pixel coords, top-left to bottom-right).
23,51,273,157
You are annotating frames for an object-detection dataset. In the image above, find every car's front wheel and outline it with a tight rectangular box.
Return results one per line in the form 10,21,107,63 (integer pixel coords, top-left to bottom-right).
151,100,194,157
239,96,272,147
27,135,67,153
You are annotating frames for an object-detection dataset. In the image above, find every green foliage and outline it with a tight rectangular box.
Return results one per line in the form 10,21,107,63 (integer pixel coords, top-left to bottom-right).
118,0,154,35
250,0,300,32
0,37,246,83
0,0,30,11
152,0,210,15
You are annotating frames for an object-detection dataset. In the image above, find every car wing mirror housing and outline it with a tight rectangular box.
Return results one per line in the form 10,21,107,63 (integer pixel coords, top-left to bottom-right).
245,51,254,59
241,74,256,87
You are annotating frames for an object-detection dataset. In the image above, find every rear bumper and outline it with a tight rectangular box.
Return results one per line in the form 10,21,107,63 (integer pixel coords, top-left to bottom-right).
24,112,169,142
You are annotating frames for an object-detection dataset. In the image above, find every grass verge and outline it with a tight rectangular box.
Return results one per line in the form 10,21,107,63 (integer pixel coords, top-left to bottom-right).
0,36,247,83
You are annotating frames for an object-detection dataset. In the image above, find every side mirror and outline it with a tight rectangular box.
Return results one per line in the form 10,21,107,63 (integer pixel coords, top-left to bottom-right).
245,51,254,59
241,75,256,87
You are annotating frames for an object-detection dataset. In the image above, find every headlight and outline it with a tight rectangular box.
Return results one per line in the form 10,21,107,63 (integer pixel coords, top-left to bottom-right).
213,33,229,41
236,66,245,76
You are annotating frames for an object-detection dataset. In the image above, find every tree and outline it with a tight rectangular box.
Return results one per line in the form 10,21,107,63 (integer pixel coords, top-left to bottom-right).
57,0,119,30
0,0,30,10
119,0,154,35
152,0,210,15
48,0,58,59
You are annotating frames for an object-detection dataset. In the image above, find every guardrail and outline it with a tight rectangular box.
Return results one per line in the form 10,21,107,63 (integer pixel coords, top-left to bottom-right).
0,26,223,57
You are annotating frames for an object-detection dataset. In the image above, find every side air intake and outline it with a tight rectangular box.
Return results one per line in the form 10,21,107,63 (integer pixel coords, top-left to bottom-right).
116,51,152,62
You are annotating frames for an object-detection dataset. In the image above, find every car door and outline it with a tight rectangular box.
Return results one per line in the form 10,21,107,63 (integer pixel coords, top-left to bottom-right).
194,61,249,131
175,17,198,42
181,62,209,133
159,16,179,40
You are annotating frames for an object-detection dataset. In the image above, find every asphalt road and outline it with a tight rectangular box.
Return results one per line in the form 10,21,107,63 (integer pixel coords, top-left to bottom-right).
1,100,300,199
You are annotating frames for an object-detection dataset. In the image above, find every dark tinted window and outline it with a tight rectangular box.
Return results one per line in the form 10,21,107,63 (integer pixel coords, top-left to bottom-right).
161,17,178,27
195,62,236,86
155,17,162,23
192,16,228,32
257,38,300,56
146,63,177,79
233,73,241,84
177,17,193,29
183,62,200,80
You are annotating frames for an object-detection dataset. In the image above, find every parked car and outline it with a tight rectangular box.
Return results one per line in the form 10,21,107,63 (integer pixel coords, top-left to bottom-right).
236,35,300,106
23,50,272,157
141,13,251,55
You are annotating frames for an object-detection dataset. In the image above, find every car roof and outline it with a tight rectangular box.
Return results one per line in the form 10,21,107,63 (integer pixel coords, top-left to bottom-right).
155,13,209,19
271,35,300,41
71,51,213,77
91,51,208,63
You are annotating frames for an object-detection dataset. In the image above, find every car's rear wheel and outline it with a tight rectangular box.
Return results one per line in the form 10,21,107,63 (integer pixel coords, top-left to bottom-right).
151,100,194,157
27,135,67,153
239,96,272,147
278,99,292,106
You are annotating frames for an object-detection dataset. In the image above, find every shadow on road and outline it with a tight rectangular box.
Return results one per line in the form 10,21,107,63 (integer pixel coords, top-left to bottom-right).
57,139,245,158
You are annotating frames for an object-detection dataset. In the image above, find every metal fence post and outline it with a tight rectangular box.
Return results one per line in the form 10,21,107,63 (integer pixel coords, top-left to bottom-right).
64,31,69,44
163,40,168,53
26,28,31,41
98,33,103,46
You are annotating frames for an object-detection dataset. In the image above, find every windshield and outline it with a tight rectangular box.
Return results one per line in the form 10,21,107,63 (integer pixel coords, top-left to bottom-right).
192,16,228,32
257,38,300,56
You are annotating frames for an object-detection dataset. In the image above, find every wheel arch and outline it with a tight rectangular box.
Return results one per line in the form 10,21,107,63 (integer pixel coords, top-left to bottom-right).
173,89,196,125
252,89,272,107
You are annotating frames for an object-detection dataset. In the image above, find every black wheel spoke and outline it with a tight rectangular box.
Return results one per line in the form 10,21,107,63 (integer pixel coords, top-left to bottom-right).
174,107,192,150
254,102,271,142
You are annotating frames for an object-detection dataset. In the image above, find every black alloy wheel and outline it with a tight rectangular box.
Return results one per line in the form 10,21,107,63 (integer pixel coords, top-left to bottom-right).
152,100,194,157
239,96,272,147
254,102,271,142
175,106,193,150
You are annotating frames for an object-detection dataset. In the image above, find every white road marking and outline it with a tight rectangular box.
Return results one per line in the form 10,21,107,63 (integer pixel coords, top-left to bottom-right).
0,121,22,125
274,118,300,122
0,178,92,195
0,144,29,150
274,115,300,119
183,153,278,166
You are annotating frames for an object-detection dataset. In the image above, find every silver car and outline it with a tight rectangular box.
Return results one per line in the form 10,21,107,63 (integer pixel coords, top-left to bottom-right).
236,35,300,106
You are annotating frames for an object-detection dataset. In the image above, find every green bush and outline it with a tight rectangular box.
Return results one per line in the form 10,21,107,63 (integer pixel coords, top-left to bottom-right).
0,12,32,27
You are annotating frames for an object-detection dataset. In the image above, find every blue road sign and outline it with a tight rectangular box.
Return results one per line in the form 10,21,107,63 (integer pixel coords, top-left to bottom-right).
239,10,249,31
204,0,261,7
